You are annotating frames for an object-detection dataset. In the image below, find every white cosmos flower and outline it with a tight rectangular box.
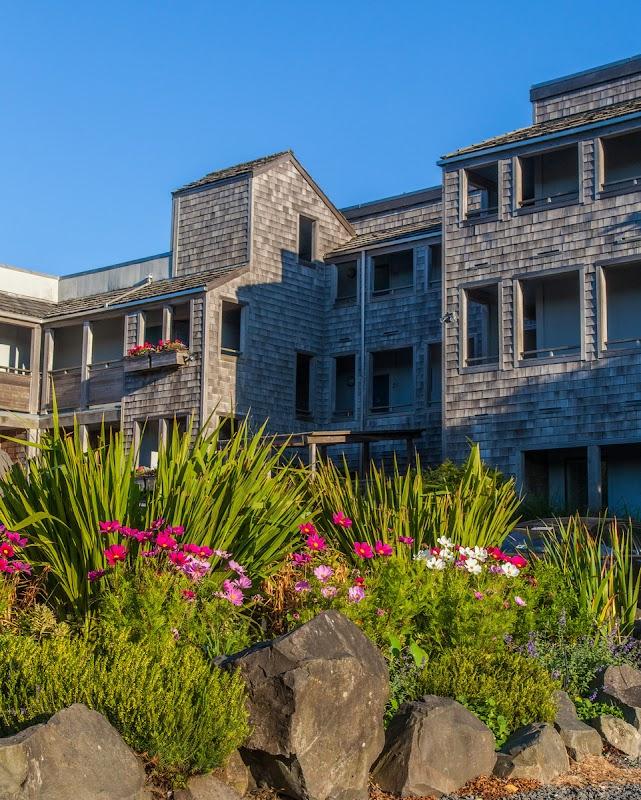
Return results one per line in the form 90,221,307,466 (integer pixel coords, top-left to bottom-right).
441,548,456,562
501,562,520,577
426,556,446,570
437,536,454,548
472,546,488,562
464,558,482,575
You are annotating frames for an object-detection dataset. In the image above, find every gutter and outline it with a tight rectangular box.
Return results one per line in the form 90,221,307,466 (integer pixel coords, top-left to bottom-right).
438,109,641,166
327,228,441,260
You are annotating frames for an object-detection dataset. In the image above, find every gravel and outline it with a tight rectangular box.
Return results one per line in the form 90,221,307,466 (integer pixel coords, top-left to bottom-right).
444,785,641,800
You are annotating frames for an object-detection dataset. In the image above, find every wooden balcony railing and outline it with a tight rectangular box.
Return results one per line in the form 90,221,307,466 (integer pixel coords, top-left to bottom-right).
0,366,31,412
47,367,81,410
88,360,124,406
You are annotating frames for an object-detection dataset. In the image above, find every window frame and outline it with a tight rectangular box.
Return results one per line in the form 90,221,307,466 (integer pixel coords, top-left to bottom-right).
426,340,442,408
461,161,500,223
427,243,442,288
297,214,317,264
334,259,359,305
370,245,416,299
597,257,641,357
514,143,581,214
597,129,641,198
368,345,415,415
332,352,356,419
219,299,245,358
459,280,502,372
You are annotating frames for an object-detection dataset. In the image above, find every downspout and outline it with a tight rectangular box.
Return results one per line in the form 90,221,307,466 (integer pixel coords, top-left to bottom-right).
359,249,366,431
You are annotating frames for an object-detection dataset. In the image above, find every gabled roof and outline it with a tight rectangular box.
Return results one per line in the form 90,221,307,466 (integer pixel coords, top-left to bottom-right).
0,264,246,322
441,96,641,161
326,221,441,259
174,151,291,193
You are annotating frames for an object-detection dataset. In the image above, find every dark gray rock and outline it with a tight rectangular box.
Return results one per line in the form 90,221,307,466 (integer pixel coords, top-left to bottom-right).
0,703,150,800
553,690,602,761
174,774,243,800
590,715,641,758
371,695,497,797
599,665,641,729
494,723,570,783
221,610,388,800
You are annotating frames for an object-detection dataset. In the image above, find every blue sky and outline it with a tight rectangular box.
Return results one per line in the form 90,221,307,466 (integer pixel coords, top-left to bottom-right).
2,0,641,275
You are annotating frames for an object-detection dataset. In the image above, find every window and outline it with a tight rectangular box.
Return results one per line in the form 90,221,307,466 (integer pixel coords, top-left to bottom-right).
524,447,588,513
334,355,355,417
171,303,191,347
602,262,641,351
463,285,500,367
144,309,163,346
602,443,641,516
601,130,641,192
371,347,413,413
91,317,124,363
518,145,579,209
372,250,414,296
428,244,442,287
464,163,499,220
336,260,358,303
221,302,243,356
218,415,239,442
0,324,31,373
138,419,160,469
518,272,581,361
52,325,83,370
295,353,313,419
427,342,441,405
298,215,316,262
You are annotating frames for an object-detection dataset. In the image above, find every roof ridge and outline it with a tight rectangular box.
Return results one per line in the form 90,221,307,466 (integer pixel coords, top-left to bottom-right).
174,150,292,194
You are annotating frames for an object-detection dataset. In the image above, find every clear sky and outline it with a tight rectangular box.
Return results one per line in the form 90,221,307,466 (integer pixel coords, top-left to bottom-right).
2,0,641,275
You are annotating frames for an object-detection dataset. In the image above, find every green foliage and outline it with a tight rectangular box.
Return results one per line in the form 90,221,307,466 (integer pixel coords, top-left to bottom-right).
0,631,249,784
386,649,425,725
421,646,558,739
574,696,624,722
309,445,521,557
543,515,641,637
457,696,511,748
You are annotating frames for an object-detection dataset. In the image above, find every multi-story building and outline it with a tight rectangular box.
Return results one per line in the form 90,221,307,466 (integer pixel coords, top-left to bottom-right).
1,55,641,514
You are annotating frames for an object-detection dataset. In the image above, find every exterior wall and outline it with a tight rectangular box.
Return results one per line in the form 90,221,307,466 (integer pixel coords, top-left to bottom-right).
442,120,641,492
173,175,251,277
58,255,170,300
349,201,442,235
533,74,641,122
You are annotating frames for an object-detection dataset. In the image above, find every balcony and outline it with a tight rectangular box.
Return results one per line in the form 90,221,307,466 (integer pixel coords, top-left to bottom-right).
0,367,31,412
88,360,125,406
518,272,581,362
518,145,579,211
601,130,641,195
47,366,82,411
602,262,641,354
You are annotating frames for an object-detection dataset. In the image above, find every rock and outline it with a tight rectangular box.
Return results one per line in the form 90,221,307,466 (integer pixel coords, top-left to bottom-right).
553,690,602,761
221,610,389,800
371,695,496,797
0,703,149,799
217,750,251,796
174,773,243,800
494,723,570,783
599,665,641,729
591,715,641,758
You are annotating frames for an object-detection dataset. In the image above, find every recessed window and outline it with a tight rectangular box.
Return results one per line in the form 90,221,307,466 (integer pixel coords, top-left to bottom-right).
334,355,355,417
91,317,125,364
138,419,160,469
601,130,641,192
372,250,414,296
295,353,313,419
221,301,243,356
518,272,581,361
428,244,442,287
463,285,500,367
602,262,641,351
298,215,316,263
464,163,499,220
518,145,579,209
336,260,358,303
371,347,413,414
144,309,163,346
171,303,190,347
0,324,31,373
427,342,442,405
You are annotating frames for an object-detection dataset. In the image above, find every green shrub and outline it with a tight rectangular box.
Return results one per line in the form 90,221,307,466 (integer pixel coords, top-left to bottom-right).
574,696,624,721
420,646,558,740
0,631,249,785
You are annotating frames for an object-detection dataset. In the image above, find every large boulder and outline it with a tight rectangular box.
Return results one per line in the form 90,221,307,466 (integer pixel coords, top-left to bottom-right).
590,715,641,758
371,696,496,797
221,610,388,800
553,690,602,761
174,774,243,800
598,665,641,729
0,704,150,800
494,723,569,783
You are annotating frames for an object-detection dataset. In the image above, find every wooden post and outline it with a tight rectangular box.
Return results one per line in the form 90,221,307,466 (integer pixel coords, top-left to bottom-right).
81,321,93,409
29,325,42,414
309,442,318,474
40,328,54,410
359,440,370,477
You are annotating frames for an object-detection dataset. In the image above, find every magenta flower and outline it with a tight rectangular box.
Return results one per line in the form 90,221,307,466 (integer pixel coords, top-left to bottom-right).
180,556,211,582
510,555,528,569
0,542,14,559
353,541,374,559
291,551,313,565
169,551,189,567
332,512,352,528
222,580,244,606
347,585,365,603
99,520,121,534
155,530,177,551
5,531,28,547
313,564,334,583
11,561,31,574
104,544,127,566
151,518,166,530
306,532,326,552
141,547,159,558
228,559,246,574
182,589,196,601
514,596,527,607
166,526,184,537
213,548,232,558
182,543,201,554
398,535,414,545
294,580,310,593
299,522,317,536
374,540,393,557
235,574,252,589
88,569,106,583
0,558,13,573
197,545,214,558
474,591,484,600
321,585,338,598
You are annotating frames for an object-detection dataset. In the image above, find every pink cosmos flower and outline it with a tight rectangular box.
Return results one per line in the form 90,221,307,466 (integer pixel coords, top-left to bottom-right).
12,561,31,574
228,560,246,574
299,522,317,536
169,551,189,567
347,585,365,603
197,546,214,558
151,518,165,530
332,512,352,528
294,580,310,592
223,580,244,606
510,555,528,569
306,532,326,552
353,541,374,559
180,556,211,582
291,551,313,565
313,565,334,583
88,569,106,582
104,544,127,566
398,536,414,545
155,531,177,551
0,558,13,573
514,596,527,607
213,548,231,559
474,591,484,600
235,574,252,589
182,543,201,554
5,531,28,547
354,576,365,586
375,540,393,557
166,526,184,537
99,520,121,534
182,589,196,601
141,547,159,558
321,585,338,598
0,543,14,559
376,608,387,616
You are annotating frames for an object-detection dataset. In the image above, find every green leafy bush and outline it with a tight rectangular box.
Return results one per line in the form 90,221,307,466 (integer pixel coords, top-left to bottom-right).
574,696,624,721
0,631,249,784
420,646,558,739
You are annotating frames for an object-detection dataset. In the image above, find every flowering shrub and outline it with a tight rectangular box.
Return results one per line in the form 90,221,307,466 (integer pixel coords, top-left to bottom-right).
0,525,30,577
126,342,156,357
126,339,187,357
